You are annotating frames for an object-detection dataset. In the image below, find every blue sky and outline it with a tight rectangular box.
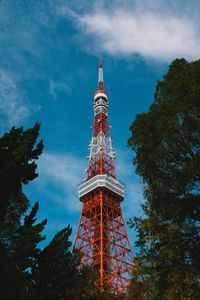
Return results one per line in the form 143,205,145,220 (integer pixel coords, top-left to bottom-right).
1,0,200,253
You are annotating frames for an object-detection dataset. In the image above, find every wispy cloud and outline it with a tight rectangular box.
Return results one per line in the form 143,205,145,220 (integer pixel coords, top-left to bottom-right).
0,69,40,126
115,149,134,178
115,148,144,218
124,182,144,214
39,152,85,185
49,80,71,100
36,152,87,212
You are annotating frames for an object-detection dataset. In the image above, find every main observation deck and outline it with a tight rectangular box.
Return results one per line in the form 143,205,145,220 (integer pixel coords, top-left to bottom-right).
78,174,125,200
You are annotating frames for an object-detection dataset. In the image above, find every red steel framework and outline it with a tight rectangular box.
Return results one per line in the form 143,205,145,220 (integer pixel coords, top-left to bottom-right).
73,58,136,295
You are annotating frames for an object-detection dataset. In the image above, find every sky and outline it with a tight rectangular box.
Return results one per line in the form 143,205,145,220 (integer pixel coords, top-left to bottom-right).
1,0,200,253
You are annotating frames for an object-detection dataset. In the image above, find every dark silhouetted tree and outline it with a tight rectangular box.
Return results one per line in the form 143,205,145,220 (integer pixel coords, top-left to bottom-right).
0,122,43,221
13,201,47,274
0,123,44,299
0,190,29,258
127,58,200,299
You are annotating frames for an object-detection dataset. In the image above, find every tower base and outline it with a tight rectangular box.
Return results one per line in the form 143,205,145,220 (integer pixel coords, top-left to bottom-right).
73,184,136,295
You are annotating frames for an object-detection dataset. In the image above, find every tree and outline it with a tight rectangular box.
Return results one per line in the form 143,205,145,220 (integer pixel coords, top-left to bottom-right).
0,123,44,260
0,259,35,300
0,123,44,299
0,200,47,299
0,122,43,221
32,226,99,300
32,226,76,299
127,58,200,299
0,190,29,258
13,201,47,274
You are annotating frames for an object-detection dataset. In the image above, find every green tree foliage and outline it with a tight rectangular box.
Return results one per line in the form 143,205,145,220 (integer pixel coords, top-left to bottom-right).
32,226,77,299
0,201,47,299
0,190,29,258
0,123,44,299
127,59,200,299
0,259,36,300
13,201,47,273
0,122,43,221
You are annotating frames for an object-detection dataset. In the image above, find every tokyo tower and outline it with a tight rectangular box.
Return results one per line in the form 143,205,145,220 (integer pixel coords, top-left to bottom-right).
73,58,136,295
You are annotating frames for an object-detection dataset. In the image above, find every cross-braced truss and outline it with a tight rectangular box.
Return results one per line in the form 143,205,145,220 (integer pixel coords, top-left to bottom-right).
73,189,136,295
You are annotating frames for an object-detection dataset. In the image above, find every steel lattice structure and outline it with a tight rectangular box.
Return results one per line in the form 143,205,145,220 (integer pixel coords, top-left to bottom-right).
73,58,136,295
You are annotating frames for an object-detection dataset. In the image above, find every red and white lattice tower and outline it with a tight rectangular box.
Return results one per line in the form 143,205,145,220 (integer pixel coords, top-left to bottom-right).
73,58,136,295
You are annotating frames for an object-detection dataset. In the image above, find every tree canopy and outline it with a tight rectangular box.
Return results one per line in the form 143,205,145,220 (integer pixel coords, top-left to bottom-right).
127,58,200,299
0,122,43,221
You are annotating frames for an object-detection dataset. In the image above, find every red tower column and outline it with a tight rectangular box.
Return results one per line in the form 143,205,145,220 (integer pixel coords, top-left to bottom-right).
73,59,136,295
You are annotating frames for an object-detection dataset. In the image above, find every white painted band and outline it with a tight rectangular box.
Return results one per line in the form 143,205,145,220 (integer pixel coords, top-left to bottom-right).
94,92,108,101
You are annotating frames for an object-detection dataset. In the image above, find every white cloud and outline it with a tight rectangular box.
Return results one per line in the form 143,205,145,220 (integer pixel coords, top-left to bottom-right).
114,148,144,218
49,80,71,100
78,10,200,61
37,152,87,212
59,0,200,62
115,148,134,178
0,69,41,126
124,182,144,213
39,152,85,186
0,70,30,125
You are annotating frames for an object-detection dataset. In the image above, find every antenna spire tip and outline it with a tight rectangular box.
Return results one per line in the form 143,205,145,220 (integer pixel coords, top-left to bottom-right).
99,56,103,68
